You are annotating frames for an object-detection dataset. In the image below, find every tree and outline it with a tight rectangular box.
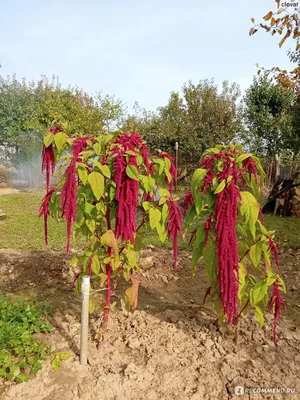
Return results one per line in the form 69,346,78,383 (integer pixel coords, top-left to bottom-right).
123,80,243,170
0,74,126,165
0,74,36,161
243,76,296,158
250,1,300,91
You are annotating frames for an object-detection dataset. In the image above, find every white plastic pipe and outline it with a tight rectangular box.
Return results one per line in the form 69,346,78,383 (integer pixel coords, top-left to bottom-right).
80,276,90,365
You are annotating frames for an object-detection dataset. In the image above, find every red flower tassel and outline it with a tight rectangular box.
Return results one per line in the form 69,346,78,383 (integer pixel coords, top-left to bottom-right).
39,189,55,245
61,137,88,253
166,199,183,269
183,190,194,216
41,127,61,191
269,279,286,344
42,145,55,191
214,180,240,324
268,237,280,267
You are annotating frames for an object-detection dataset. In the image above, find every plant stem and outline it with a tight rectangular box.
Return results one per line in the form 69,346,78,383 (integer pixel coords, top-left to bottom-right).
102,259,112,333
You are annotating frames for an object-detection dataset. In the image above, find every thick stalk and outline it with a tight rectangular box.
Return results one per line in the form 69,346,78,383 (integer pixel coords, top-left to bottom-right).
102,256,112,332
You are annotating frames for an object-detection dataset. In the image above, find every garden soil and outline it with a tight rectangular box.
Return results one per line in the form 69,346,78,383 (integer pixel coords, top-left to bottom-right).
0,247,300,400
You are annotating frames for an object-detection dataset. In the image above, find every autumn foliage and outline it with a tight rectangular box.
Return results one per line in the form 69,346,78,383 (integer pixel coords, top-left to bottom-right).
250,1,300,92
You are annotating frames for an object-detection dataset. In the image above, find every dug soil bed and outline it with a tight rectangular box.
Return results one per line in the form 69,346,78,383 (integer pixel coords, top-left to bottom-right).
0,247,300,399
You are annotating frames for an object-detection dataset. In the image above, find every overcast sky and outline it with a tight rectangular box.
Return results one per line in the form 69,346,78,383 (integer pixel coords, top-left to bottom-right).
0,0,296,110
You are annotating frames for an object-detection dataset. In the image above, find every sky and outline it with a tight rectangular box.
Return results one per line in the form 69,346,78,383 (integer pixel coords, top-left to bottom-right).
0,0,297,111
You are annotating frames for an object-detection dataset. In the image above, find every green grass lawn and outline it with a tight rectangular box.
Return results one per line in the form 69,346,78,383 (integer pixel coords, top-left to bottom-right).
264,214,300,249
0,192,69,249
0,192,299,250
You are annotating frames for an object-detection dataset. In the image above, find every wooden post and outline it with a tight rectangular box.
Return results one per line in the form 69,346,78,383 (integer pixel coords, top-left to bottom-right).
175,142,178,192
80,276,90,365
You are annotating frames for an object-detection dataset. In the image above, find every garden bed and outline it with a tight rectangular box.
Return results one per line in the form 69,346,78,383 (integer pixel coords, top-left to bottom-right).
0,247,299,399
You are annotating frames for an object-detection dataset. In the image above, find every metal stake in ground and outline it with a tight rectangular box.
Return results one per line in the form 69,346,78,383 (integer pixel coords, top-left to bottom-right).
80,276,90,365
175,141,178,192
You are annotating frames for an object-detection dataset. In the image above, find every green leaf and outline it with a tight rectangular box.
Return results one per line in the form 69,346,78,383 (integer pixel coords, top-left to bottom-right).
51,352,70,371
88,171,104,200
91,256,100,275
99,273,107,286
239,191,259,239
249,241,262,268
214,179,226,194
266,272,277,286
161,203,168,223
98,164,111,179
192,226,206,269
195,191,204,214
164,157,171,171
86,219,95,233
159,188,170,198
126,249,137,267
44,133,54,147
16,373,28,383
78,166,88,185
238,241,249,259
93,143,101,155
254,306,264,328
126,165,139,181
262,242,271,269
142,202,153,211
250,280,268,306
89,299,95,314
134,235,143,251
54,132,67,151
149,208,161,229
238,262,247,300
203,240,217,282
156,222,167,242
236,154,251,163
191,168,207,195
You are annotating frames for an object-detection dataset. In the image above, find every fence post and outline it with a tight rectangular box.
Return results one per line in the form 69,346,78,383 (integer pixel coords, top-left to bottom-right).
80,276,90,365
175,142,178,192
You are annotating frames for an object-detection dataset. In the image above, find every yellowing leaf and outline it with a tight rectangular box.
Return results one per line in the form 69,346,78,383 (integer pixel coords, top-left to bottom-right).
44,133,54,147
126,249,137,267
126,165,139,181
125,277,140,309
93,143,101,155
249,242,262,268
101,230,120,268
255,306,264,328
78,167,88,185
89,298,95,313
239,191,259,239
89,256,99,275
263,11,273,21
54,132,67,151
149,208,161,229
88,171,104,200
214,179,226,194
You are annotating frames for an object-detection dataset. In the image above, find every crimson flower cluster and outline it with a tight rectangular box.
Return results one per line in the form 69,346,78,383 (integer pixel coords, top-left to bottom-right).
269,279,286,344
199,150,260,324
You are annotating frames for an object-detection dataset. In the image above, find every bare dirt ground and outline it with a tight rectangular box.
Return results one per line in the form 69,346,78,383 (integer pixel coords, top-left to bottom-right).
0,247,299,400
